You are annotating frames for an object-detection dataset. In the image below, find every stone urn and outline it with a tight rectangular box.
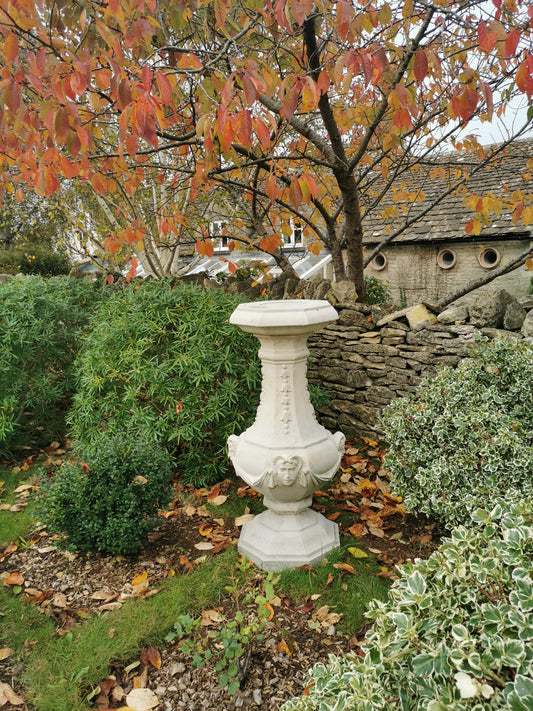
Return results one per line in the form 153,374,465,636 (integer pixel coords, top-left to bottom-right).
228,299,345,570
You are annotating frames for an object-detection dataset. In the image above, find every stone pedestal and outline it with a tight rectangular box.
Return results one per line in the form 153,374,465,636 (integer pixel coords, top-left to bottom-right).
228,300,345,571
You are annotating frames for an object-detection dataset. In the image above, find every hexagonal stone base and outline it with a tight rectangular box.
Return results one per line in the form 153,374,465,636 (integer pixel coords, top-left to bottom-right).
238,508,339,571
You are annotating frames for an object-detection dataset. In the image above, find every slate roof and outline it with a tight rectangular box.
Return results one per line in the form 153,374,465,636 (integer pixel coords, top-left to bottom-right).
361,138,533,245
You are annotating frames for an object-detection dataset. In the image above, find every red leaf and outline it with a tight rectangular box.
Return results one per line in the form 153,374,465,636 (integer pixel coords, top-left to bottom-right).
336,0,352,42
478,21,498,53
243,73,257,105
280,84,300,120
71,71,87,95
505,28,520,57
480,81,493,120
289,175,303,209
413,48,428,82
155,71,172,104
228,261,236,274
141,64,152,92
254,118,271,151
125,134,138,157
265,173,278,203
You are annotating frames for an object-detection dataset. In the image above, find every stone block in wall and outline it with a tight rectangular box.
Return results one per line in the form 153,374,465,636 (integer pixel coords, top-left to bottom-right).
347,371,373,388
314,280,332,300
503,302,527,331
437,305,469,324
435,355,462,367
338,309,373,327
378,370,410,385
380,326,409,337
353,342,400,356
351,404,382,424
382,337,405,345
468,289,516,328
481,327,523,340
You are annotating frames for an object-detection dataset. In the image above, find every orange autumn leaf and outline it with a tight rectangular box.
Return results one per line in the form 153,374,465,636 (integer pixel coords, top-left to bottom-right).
5,572,24,586
333,562,358,575
131,570,148,586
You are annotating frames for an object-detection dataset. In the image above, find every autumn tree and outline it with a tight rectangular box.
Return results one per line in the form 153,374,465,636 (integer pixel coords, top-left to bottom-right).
0,0,532,298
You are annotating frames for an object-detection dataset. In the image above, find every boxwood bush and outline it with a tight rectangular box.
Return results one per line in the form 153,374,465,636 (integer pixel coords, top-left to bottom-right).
34,429,174,554
0,275,102,455
282,499,533,711
380,336,533,528
69,280,261,485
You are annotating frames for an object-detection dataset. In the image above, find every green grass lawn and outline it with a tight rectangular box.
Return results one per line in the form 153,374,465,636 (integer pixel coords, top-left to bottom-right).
0,461,392,711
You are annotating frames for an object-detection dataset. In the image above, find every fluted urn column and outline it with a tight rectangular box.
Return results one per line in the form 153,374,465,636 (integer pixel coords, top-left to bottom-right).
228,300,345,571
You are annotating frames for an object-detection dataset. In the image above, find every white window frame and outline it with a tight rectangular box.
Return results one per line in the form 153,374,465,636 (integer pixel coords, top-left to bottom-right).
283,219,304,248
209,220,229,252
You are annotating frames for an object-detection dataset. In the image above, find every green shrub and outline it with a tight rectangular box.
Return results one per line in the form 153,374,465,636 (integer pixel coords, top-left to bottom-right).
0,276,102,454
34,429,174,554
282,499,533,711
364,276,392,305
0,244,71,276
380,335,533,527
69,280,261,486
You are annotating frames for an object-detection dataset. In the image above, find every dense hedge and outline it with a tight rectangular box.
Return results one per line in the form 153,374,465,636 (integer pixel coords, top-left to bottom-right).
283,499,533,711
35,429,174,554
69,280,261,485
0,276,102,454
381,336,533,528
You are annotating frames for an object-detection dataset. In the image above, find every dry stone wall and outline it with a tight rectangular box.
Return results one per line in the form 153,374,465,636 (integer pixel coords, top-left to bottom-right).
308,298,528,440
181,272,533,440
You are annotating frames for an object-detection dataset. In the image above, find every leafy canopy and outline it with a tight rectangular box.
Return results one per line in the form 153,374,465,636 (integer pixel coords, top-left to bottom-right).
0,1,532,293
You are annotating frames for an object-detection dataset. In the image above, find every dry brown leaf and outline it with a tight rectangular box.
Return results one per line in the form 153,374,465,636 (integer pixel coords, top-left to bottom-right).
234,513,254,527
125,688,159,711
52,593,67,608
367,523,385,538
333,563,358,574
198,524,214,536
90,590,116,601
194,541,214,551
209,494,228,506
13,484,33,494
0,647,12,661
98,601,122,612
8,503,27,512
5,572,24,586
200,609,224,626
141,645,162,670
184,505,197,517
0,681,24,706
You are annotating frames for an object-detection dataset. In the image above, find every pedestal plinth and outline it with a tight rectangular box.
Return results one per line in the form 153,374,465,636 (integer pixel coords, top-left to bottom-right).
228,299,345,571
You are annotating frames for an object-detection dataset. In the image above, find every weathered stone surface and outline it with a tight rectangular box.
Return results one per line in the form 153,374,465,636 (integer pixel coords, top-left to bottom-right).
503,302,527,331
327,280,357,305
468,289,516,328
407,304,438,330
518,295,533,311
482,327,523,340
380,326,409,337
313,280,332,300
437,305,469,324
376,306,412,327
338,309,371,327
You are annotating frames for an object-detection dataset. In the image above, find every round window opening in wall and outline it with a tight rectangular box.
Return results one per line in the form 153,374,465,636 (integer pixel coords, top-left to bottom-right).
371,252,387,271
437,248,457,270
478,247,501,269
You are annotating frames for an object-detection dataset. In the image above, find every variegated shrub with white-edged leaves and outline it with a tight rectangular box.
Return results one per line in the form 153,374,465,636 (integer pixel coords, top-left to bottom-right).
282,499,533,711
380,335,533,528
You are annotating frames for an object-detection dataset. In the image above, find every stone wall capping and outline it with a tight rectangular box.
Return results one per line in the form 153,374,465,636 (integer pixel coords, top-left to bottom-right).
480,327,523,340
